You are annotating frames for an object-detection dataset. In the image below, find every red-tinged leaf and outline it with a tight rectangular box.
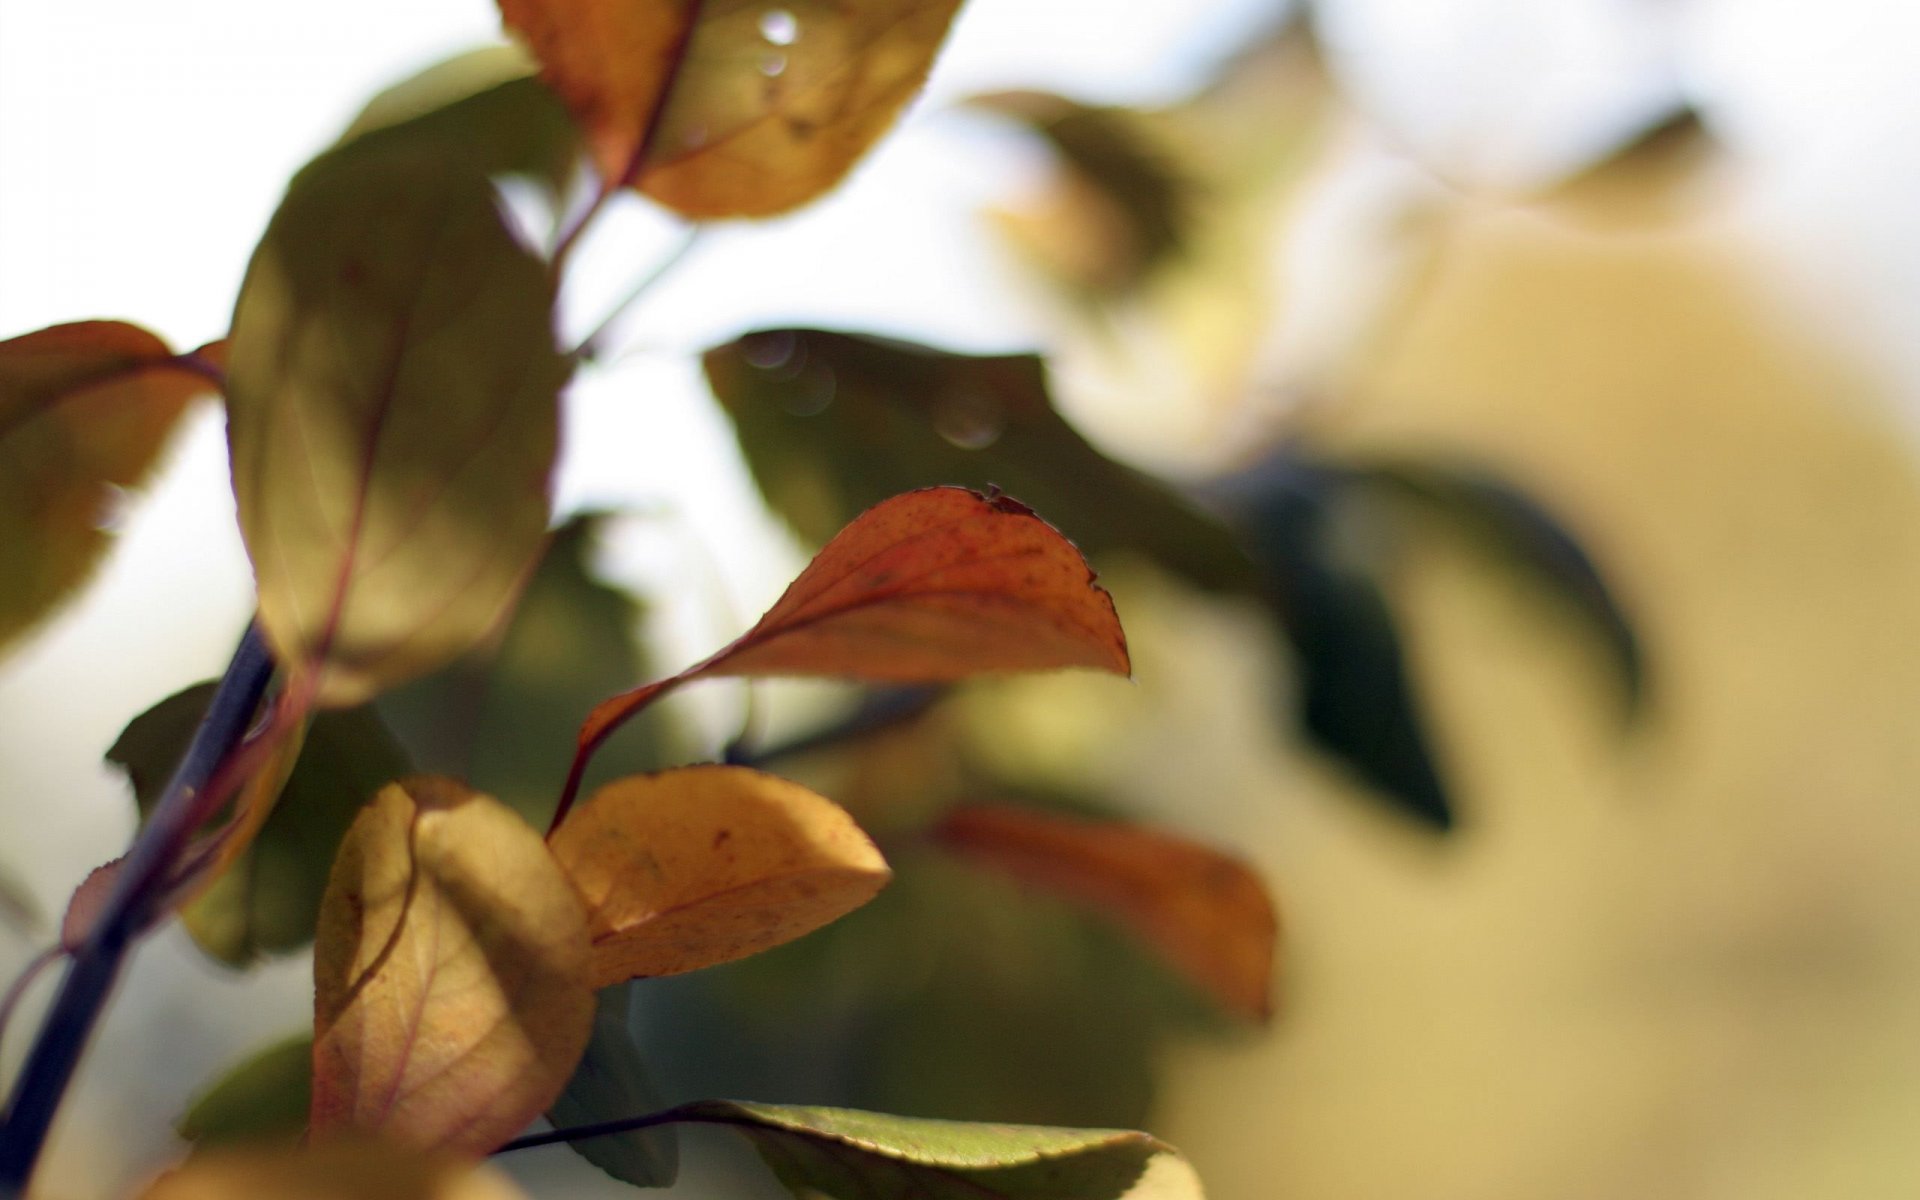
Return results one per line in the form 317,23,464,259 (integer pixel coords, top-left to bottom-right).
499,0,963,218
572,488,1129,783
0,320,216,656
933,805,1277,1023
549,765,890,984
312,778,593,1156
227,137,567,709
135,1138,531,1200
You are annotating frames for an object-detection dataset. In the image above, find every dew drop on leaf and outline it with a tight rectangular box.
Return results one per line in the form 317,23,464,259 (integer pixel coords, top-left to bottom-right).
759,9,799,46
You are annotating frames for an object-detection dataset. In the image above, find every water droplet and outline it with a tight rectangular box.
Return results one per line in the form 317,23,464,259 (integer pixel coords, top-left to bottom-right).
91,484,133,533
759,9,799,46
934,389,1005,450
742,330,798,371
682,124,709,150
782,363,836,416
759,52,787,78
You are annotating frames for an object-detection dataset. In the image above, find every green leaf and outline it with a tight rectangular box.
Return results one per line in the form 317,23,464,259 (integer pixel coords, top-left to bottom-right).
702,329,1257,595
547,984,679,1188
0,321,214,657
0,861,40,934
332,45,581,201
227,134,568,709
109,684,411,965
178,1034,313,1147
676,1100,1199,1200
377,514,674,831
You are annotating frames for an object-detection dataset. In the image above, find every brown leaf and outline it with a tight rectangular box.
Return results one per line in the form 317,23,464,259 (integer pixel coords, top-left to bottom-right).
499,0,963,218
549,765,890,984
0,321,215,655
136,1138,530,1200
933,804,1278,1023
312,778,593,1156
568,488,1129,797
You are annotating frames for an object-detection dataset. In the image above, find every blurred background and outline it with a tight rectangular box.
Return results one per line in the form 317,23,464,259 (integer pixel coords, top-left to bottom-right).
9,0,1920,1197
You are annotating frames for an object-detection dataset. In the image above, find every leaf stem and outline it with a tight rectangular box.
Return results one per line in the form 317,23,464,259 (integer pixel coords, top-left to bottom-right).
495,1107,682,1154
569,226,705,363
0,623,274,1198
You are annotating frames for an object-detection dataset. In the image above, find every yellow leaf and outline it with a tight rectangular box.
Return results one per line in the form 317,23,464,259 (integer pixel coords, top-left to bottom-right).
499,0,963,218
0,320,215,656
549,765,890,984
135,1138,529,1200
227,140,567,708
311,778,593,1156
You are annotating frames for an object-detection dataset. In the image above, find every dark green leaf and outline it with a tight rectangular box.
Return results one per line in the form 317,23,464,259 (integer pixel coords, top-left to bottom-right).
378,515,675,831
1210,457,1453,829
547,984,679,1188
178,1034,312,1147
227,133,568,708
109,684,411,965
673,1099,1197,1200
703,329,1257,595
332,46,581,201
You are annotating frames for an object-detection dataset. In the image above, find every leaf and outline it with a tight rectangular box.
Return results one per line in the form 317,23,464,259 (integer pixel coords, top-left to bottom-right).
311,778,594,1155
549,765,890,984
378,515,672,831
499,0,964,217
179,1034,314,1147
1209,456,1454,828
135,1139,530,1200
1354,459,1645,713
546,983,679,1187
108,683,412,965
226,133,569,709
0,320,215,656
670,1100,1201,1200
332,46,581,200
574,487,1131,772
0,862,39,934
702,330,1257,594
932,805,1277,1023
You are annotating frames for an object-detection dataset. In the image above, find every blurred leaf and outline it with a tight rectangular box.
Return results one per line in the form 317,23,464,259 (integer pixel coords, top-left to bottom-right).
0,320,215,657
1212,457,1454,828
179,1034,313,1147
500,0,963,218
672,1099,1200,1200
703,330,1257,594
227,135,568,709
969,92,1192,291
1355,460,1644,713
107,683,411,965
333,46,580,199
547,983,679,1188
379,515,671,832
550,765,890,985
136,1139,530,1200
312,778,593,1155
574,487,1132,772
0,863,39,934
1544,105,1716,225
932,805,1277,1024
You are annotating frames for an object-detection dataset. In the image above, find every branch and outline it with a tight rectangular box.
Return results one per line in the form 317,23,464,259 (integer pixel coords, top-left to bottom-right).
0,623,275,1197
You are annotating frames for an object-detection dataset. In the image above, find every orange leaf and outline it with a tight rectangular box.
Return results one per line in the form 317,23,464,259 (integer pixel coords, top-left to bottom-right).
500,0,963,218
933,804,1279,1024
0,320,216,655
549,765,890,984
136,1138,530,1200
312,778,593,1156
573,487,1129,781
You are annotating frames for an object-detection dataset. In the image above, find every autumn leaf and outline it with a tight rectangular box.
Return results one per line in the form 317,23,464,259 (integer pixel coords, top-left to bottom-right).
703,329,1258,595
0,320,217,657
549,765,890,984
498,0,963,218
311,778,593,1156
135,1139,530,1200
179,1035,314,1147
932,805,1277,1024
567,488,1130,797
666,1100,1202,1200
226,134,568,709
